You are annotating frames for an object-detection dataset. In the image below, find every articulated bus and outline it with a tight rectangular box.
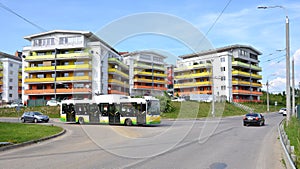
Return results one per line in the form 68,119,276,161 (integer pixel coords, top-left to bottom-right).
60,94,161,125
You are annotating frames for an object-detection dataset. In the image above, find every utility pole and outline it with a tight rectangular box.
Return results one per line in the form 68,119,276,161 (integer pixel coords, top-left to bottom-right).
267,80,269,112
292,57,295,116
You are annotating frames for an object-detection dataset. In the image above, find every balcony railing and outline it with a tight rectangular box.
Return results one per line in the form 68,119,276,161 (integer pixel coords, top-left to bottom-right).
232,70,262,79
232,80,262,87
232,61,262,71
108,58,129,69
24,64,92,72
174,90,212,96
108,79,129,87
108,89,128,95
174,63,212,72
133,85,167,91
174,81,211,88
108,68,129,78
233,99,262,103
133,78,166,84
25,52,92,61
24,76,92,83
232,89,262,95
24,88,90,95
134,63,165,71
133,71,167,77
175,72,211,79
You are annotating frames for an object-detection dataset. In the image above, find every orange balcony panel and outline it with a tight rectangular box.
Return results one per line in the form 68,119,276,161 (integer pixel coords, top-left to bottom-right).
24,88,90,94
233,99,262,103
174,90,212,96
232,90,262,95
133,85,167,91
108,90,128,95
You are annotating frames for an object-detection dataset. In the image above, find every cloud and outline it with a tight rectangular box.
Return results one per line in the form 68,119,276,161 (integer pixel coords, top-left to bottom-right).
293,48,300,66
268,77,286,93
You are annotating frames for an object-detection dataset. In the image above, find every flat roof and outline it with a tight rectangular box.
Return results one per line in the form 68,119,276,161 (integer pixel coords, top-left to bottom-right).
0,51,22,61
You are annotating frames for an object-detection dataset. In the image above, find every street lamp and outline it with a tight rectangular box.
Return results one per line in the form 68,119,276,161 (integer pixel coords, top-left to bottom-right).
258,5,291,124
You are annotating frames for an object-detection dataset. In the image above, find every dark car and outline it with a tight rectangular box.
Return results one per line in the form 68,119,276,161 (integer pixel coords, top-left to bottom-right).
243,113,265,126
21,111,49,123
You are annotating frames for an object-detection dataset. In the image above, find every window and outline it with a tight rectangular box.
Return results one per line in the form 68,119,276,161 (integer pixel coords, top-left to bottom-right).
9,86,13,90
221,76,226,81
9,78,13,82
220,67,226,72
74,72,84,76
221,86,226,90
220,57,225,62
37,74,45,78
64,73,69,77
9,71,13,75
9,63,13,67
9,94,12,98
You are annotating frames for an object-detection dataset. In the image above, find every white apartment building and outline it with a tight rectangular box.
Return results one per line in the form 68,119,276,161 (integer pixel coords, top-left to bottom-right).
175,45,262,102
22,30,128,105
0,51,22,103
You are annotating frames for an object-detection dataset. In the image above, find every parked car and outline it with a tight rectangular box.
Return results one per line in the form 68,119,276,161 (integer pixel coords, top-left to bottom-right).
21,111,49,123
243,113,265,126
6,103,25,108
46,100,61,106
279,108,287,116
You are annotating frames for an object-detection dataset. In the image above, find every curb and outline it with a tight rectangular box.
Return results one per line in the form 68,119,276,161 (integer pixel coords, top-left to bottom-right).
0,126,66,152
278,119,297,169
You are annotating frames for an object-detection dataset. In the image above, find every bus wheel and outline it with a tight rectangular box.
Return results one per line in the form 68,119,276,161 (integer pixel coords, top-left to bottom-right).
78,117,84,124
125,119,132,126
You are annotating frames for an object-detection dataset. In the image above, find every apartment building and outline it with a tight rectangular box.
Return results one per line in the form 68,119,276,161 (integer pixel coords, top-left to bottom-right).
174,45,262,102
0,51,22,103
22,30,128,104
123,51,167,96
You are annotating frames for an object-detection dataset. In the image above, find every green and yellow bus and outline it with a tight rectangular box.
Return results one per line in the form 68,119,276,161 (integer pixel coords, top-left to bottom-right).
60,94,161,125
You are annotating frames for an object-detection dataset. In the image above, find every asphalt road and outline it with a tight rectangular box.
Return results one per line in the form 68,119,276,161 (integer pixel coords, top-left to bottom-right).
0,113,285,169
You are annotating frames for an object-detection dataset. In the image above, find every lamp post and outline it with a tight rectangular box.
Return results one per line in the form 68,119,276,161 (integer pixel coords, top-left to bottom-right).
258,5,291,124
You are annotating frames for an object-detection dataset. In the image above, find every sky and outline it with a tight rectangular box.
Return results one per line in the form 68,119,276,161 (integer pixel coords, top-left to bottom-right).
0,0,300,93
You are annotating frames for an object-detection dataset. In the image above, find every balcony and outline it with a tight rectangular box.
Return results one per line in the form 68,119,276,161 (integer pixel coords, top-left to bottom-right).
24,76,92,83
232,61,262,71
174,90,212,96
133,71,167,78
108,89,128,95
24,88,90,95
108,58,129,69
108,79,129,87
133,78,166,84
108,68,129,78
233,99,262,103
24,64,92,72
174,81,211,88
175,72,211,80
174,63,212,72
134,63,165,71
232,70,262,79
232,89,262,95
133,85,167,91
25,52,92,61
232,80,262,87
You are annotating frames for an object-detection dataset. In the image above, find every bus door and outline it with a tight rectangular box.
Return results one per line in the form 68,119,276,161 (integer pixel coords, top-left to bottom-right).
66,104,75,122
109,104,120,124
137,103,146,125
89,103,99,123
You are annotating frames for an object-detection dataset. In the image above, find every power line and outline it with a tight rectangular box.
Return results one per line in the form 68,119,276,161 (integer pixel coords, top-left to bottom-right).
0,2,47,32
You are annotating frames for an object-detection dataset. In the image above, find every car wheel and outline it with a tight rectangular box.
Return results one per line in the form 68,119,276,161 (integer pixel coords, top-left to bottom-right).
21,118,25,123
125,119,132,126
78,117,84,124
243,122,246,126
33,118,38,123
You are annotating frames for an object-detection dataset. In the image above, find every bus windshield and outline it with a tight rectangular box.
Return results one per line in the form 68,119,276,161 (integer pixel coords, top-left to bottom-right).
147,100,160,115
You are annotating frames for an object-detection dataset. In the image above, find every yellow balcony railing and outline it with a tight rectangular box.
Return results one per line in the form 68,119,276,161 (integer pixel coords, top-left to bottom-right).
133,71,167,77
108,79,129,87
0,81,3,85
108,68,129,78
108,58,129,69
0,73,3,77
25,52,92,61
174,63,212,72
232,80,262,87
24,76,92,83
175,72,211,79
232,61,262,71
133,78,166,84
174,81,211,88
232,70,262,79
24,64,91,72
134,63,165,71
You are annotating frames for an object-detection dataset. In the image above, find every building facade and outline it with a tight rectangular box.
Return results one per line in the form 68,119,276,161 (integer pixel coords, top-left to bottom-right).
22,30,128,104
174,45,262,102
0,51,22,103
123,51,167,97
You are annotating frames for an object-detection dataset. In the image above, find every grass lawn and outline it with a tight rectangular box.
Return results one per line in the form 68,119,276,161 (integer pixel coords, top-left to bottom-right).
284,117,300,168
0,122,63,144
0,106,60,118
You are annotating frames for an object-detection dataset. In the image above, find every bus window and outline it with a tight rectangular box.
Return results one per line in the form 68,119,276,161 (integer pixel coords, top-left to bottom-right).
100,103,109,116
62,104,68,114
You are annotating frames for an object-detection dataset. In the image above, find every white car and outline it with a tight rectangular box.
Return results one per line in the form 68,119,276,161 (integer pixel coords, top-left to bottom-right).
46,100,61,106
279,108,287,116
6,103,25,108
